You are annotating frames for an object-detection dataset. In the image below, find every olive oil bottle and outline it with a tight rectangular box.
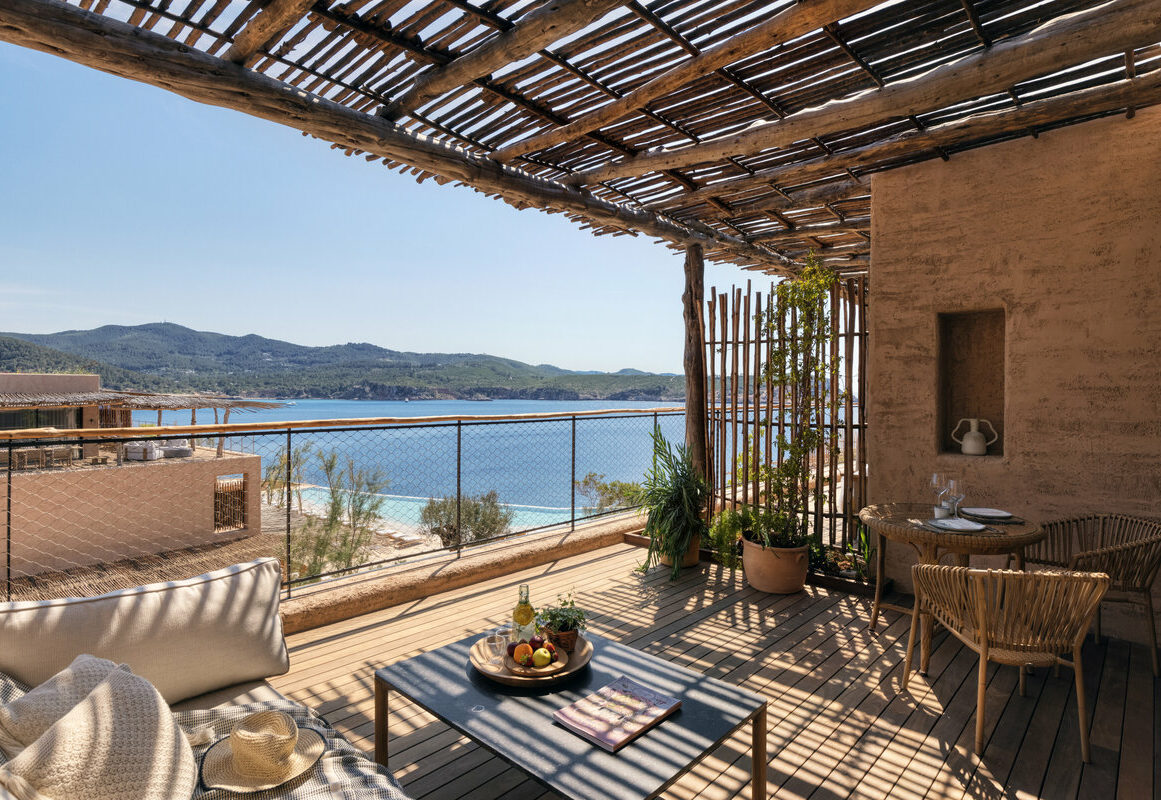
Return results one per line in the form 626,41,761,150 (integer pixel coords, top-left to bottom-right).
512,584,536,643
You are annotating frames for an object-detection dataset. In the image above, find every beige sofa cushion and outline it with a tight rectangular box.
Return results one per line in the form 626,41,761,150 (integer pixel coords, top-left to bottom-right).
169,679,288,713
0,558,289,704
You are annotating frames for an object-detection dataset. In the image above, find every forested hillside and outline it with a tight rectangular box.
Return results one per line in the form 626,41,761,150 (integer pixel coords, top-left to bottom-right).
0,325,684,401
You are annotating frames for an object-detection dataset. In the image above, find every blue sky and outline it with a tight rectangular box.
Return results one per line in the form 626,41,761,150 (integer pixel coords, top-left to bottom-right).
0,43,759,374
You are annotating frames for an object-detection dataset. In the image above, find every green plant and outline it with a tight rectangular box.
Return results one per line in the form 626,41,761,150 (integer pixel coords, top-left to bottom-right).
420,490,515,549
711,505,808,567
632,425,709,580
536,592,587,633
263,441,314,511
755,252,841,550
290,448,389,580
574,472,641,514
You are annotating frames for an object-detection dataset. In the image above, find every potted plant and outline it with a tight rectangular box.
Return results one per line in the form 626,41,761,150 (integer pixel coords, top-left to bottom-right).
633,425,709,580
536,592,587,652
744,253,841,594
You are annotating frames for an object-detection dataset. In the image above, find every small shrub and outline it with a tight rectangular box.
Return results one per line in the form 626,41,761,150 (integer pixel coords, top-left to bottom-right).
421,490,515,549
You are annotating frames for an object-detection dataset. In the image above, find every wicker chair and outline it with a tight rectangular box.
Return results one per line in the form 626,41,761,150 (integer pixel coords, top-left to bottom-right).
903,565,1108,760
1020,514,1161,676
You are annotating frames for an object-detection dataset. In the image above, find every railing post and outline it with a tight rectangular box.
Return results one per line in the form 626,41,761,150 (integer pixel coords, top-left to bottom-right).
284,429,292,599
570,416,576,531
6,440,12,602
455,421,462,556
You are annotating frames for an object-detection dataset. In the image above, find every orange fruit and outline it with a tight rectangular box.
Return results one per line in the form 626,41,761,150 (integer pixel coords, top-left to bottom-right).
513,643,534,665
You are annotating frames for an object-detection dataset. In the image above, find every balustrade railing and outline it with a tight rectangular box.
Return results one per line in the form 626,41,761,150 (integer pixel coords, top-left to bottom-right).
0,408,684,601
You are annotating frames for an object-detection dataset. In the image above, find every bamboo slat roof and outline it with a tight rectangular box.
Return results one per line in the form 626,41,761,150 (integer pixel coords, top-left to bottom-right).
2,0,1159,274
0,390,285,412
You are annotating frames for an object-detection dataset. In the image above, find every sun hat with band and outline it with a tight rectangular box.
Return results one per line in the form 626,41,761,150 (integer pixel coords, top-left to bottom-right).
201,710,325,792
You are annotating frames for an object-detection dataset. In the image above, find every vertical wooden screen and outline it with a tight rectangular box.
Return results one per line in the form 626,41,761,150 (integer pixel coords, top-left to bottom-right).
704,277,869,549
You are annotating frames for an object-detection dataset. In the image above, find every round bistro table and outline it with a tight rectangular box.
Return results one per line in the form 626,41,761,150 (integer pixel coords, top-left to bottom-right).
859,502,1044,673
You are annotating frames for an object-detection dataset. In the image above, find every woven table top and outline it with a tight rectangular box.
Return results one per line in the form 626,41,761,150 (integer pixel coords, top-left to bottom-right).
859,503,1044,556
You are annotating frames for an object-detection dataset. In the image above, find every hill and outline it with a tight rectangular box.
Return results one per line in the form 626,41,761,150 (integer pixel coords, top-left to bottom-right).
0,336,176,392
0,324,685,401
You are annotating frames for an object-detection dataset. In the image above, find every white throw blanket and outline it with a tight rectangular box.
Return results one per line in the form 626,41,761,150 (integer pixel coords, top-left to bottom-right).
0,654,117,757
0,664,196,800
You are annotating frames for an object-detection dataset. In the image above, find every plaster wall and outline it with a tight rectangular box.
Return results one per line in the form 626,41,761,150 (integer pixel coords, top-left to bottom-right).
868,107,1161,642
0,373,100,393
2,452,261,577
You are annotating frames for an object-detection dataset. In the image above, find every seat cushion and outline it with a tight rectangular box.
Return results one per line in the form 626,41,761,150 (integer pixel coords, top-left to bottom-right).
169,680,288,713
0,559,289,705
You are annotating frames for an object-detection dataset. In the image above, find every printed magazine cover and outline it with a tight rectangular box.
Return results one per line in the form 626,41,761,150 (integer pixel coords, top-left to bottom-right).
553,676,681,752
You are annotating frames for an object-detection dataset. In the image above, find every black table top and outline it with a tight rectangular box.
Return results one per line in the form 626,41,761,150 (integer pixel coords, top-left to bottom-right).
376,633,766,800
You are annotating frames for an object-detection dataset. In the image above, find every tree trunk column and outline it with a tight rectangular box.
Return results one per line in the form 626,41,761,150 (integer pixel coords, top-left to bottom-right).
683,244,708,481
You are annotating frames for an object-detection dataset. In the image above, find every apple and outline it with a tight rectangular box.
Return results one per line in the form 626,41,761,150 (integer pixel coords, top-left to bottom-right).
532,648,552,668
506,641,518,658
529,634,545,650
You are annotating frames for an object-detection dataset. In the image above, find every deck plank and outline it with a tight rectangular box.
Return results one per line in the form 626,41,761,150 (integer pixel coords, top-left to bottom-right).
268,544,1159,800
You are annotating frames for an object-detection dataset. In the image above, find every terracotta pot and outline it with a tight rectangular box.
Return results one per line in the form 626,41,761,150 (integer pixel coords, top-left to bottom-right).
660,534,701,568
742,538,808,594
546,628,579,653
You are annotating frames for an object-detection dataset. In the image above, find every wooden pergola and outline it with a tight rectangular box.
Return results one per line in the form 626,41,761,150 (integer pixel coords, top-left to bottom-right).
1,0,1159,465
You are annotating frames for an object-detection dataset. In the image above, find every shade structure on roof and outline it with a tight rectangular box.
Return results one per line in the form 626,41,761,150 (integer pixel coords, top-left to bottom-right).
0,390,285,412
1,0,1159,274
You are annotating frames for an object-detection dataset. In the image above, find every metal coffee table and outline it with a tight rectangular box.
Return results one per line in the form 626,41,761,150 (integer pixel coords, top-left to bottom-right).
374,633,768,800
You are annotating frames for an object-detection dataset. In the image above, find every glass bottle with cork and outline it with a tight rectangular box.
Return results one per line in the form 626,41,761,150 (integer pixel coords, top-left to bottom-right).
512,584,536,643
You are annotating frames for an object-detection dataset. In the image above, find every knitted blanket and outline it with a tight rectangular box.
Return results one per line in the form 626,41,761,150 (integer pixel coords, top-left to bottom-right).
0,672,409,800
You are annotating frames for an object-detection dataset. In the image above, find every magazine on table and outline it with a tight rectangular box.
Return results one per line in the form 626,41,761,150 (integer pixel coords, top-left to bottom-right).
552,675,681,752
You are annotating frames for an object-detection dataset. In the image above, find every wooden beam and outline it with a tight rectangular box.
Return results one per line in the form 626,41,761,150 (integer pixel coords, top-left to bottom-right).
488,0,883,163
655,178,868,218
0,0,791,271
650,68,1161,212
223,0,315,64
747,220,869,245
564,0,1161,185
682,244,708,481
379,0,630,121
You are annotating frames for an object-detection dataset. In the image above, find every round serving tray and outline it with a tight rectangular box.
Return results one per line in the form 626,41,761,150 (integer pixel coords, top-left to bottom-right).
469,635,593,687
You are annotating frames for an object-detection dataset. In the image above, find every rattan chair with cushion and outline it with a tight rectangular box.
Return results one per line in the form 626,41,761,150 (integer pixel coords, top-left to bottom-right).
903,565,1108,760
1020,514,1161,675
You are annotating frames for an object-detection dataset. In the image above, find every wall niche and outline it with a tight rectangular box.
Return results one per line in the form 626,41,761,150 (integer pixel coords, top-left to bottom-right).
938,308,1005,455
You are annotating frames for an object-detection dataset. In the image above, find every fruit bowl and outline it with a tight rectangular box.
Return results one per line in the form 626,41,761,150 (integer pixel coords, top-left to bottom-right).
469,635,593,687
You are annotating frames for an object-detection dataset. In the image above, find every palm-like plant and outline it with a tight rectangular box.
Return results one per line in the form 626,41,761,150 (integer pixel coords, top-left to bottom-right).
633,425,709,580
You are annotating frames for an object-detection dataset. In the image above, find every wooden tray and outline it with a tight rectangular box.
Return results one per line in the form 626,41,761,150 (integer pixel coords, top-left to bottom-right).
470,635,593,687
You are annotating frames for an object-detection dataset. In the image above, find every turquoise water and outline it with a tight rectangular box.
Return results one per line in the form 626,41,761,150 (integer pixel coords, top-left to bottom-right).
138,399,685,534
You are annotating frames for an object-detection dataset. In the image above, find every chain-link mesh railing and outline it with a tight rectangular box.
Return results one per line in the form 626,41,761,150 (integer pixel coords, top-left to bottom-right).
1,410,684,601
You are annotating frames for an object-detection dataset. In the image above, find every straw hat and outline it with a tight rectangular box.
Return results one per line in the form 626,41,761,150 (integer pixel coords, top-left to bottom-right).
201,711,325,792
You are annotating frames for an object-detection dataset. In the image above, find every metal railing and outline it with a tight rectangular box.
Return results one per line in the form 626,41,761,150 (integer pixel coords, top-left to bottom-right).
0,408,684,601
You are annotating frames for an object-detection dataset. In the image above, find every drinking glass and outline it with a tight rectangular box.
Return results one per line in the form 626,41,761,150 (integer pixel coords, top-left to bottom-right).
483,630,509,665
945,479,966,517
929,473,946,503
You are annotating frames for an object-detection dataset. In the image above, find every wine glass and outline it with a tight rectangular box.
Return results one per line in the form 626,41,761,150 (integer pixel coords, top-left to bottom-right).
945,479,966,517
929,473,946,503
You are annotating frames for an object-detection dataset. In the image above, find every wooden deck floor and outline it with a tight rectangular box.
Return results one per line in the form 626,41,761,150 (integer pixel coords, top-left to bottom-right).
269,544,1159,800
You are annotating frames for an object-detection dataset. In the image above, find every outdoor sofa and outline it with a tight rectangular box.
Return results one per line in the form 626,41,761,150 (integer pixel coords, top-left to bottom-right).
0,558,409,799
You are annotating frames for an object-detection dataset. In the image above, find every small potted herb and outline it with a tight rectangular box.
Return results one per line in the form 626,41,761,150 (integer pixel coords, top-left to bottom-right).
536,592,587,652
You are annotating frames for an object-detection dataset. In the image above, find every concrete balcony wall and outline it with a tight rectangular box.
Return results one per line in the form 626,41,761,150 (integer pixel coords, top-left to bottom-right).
1,452,262,577
868,106,1161,642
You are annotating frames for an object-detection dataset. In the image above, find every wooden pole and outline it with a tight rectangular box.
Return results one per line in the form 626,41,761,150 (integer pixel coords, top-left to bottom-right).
682,244,708,481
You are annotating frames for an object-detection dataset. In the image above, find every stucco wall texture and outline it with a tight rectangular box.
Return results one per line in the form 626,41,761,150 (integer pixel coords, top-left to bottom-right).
2,452,261,577
868,107,1161,642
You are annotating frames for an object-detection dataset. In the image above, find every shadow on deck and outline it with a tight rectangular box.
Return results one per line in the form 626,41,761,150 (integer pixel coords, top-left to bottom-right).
270,544,1158,800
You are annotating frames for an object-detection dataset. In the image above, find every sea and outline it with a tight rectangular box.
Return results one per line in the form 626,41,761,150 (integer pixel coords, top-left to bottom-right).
136,399,686,535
